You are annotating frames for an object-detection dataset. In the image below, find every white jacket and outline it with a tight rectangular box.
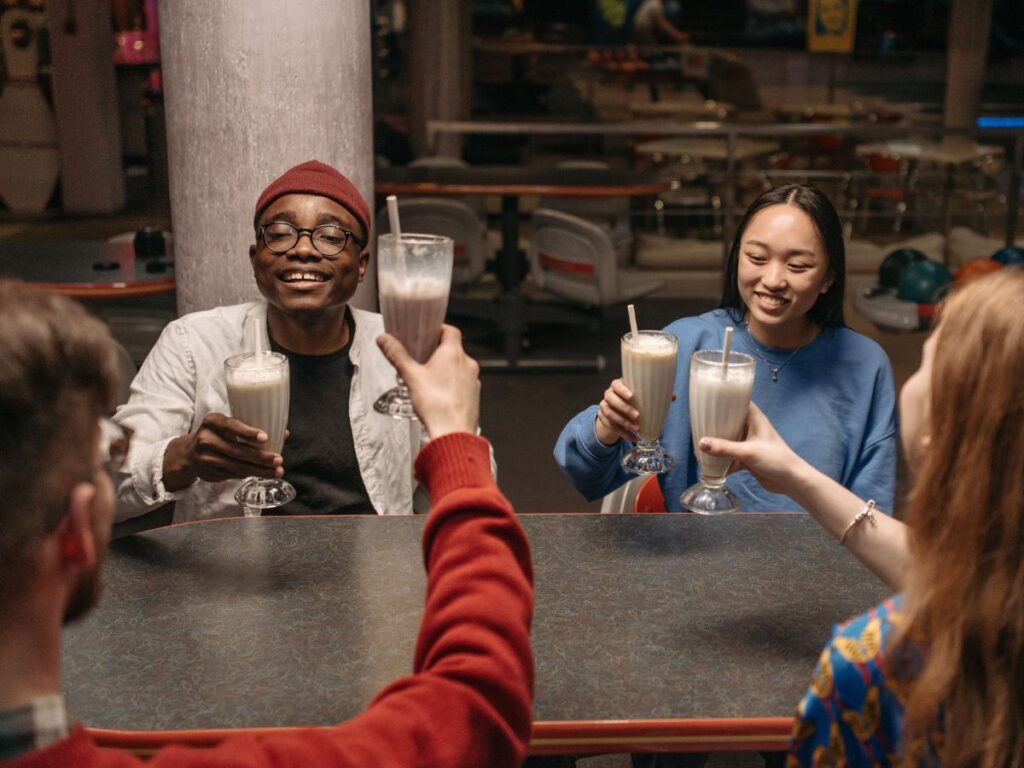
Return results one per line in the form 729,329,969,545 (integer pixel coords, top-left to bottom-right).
113,301,429,523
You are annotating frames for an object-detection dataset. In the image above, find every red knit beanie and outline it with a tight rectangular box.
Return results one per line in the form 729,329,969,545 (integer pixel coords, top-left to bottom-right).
254,160,371,244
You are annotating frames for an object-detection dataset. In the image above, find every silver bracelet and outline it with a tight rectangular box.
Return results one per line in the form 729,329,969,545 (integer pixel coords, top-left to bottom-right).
840,499,877,546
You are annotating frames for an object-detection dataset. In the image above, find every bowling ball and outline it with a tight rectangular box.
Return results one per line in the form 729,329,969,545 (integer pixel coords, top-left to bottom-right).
954,258,1003,286
897,259,953,304
878,248,926,290
133,226,166,257
992,246,1024,267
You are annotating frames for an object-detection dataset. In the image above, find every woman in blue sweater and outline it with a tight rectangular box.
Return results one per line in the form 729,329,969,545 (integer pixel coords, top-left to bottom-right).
555,185,897,513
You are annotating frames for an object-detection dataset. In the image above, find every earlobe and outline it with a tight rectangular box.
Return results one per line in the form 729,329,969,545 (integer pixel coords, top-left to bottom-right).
59,483,98,571
248,244,257,267
358,252,370,282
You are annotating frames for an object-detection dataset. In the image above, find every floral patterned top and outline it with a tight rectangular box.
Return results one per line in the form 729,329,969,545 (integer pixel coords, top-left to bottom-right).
788,595,942,768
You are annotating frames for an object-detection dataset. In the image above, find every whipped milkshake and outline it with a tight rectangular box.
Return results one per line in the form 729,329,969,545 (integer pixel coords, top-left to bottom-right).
621,331,678,441
379,274,451,363
688,351,755,482
225,352,289,454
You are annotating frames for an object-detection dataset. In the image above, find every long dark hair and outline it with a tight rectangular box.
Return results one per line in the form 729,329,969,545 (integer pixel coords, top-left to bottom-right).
719,185,846,328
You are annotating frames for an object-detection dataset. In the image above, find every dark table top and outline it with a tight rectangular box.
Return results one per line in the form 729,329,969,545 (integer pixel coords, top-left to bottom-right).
64,513,889,753
0,240,175,298
376,165,671,198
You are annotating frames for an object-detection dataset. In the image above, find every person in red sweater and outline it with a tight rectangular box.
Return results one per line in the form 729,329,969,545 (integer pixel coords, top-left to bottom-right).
0,280,534,767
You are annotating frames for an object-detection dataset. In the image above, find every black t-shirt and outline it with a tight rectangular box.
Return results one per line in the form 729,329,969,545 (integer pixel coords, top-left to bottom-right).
268,313,374,515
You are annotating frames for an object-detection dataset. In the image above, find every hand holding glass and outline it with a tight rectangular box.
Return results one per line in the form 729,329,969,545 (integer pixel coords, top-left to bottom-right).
679,349,755,514
620,330,678,475
224,351,295,514
375,233,454,419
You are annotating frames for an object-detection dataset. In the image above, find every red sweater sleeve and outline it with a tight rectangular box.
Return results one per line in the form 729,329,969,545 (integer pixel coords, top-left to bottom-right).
12,433,535,768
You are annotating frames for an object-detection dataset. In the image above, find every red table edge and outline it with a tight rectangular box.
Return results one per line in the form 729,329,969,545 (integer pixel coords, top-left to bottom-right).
86,716,794,757
30,278,176,298
375,180,671,198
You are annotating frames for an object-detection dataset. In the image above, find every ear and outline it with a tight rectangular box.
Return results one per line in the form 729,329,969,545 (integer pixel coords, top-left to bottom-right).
820,273,835,295
56,482,99,572
357,250,370,283
249,243,257,268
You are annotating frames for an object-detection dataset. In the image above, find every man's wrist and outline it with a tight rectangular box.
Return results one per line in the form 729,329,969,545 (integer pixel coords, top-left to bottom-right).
162,435,198,492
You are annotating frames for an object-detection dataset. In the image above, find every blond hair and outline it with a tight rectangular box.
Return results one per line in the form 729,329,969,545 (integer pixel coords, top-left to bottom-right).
0,281,117,607
897,269,1024,767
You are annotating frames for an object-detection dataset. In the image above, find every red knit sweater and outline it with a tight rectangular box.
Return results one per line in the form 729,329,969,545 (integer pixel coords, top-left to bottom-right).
4,433,534,768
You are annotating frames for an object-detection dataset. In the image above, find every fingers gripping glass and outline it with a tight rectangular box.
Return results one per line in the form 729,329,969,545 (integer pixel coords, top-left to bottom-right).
257,221,361,257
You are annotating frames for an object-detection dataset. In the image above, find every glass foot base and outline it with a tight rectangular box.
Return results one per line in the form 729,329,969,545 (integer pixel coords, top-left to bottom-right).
621,442,676,475
235,478,296,511
679,481,741,515
373,385,419,420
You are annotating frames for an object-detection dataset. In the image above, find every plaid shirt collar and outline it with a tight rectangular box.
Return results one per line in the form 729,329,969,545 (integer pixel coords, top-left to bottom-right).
0,694,69,761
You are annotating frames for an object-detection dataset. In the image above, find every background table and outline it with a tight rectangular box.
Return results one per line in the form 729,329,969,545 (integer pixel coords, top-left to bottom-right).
377,166,670,368
65,513,889,756
0,240,174,298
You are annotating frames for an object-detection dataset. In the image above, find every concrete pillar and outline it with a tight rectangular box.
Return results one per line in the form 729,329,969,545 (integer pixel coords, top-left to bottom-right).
46,0,126,213
407,0,472,157
158,0,376,315
943,0,993,148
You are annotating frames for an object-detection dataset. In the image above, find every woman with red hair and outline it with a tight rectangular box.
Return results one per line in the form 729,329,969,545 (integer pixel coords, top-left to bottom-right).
702,269,1024,766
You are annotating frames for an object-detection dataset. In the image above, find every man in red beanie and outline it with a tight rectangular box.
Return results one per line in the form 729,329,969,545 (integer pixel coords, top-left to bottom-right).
113,160,445,523
0,281,533,767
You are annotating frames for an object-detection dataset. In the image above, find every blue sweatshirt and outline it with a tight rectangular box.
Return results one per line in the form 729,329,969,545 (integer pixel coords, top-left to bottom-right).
554,309,897,513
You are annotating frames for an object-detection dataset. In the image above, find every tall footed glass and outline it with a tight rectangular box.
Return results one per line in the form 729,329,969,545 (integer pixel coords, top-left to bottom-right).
679,349,756,514
224,351,295,514
620,330,678,475
374,233,454,419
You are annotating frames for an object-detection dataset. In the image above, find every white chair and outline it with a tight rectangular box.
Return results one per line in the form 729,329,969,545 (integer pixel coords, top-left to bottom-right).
529,209,663,308
376,198,490,287
539,160,634,265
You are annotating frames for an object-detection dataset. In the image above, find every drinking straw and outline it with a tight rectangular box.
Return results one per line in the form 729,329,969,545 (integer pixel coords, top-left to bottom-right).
627,303,639,341
721,326,734,378
385,194,407,281
250,317,266,358
386,195,402,238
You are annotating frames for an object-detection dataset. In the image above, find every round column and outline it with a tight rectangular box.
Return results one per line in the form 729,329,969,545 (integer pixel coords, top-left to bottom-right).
159,1,376,314
943,0,993,148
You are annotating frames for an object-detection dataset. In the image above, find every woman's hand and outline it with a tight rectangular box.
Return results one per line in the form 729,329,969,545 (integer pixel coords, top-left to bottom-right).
697,403,806,496
595,379,640,446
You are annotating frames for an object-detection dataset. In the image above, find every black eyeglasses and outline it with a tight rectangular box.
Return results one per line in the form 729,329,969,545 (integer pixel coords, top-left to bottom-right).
42,418,133,532
257,221,362,258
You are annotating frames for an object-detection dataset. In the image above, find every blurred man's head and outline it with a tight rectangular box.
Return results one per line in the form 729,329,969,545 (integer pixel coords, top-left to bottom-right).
0,281,119,623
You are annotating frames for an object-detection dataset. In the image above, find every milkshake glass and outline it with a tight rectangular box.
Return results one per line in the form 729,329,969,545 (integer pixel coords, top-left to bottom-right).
620,330,678,474
679,349,756,514
375,233,453,419
224,351,295,514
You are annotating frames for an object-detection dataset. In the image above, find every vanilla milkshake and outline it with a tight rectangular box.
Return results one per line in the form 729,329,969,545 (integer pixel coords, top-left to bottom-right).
621,331,678,441
689,358,755,481
379,274,451,363
620,330,678,475
225,352,289,454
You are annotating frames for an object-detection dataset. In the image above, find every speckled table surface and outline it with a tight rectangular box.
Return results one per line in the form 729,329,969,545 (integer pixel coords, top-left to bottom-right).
64,513,890,732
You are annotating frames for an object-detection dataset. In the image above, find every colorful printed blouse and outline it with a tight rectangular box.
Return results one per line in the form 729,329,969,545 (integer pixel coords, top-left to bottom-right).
788,595,943,768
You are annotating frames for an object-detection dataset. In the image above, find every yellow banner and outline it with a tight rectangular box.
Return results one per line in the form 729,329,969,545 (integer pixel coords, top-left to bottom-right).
807,0,858,53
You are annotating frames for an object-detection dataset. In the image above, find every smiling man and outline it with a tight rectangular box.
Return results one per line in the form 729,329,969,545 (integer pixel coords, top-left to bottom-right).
114,160,431,522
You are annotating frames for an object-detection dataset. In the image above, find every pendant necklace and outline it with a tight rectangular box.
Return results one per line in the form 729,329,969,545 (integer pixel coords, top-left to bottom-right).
744,326,812,382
